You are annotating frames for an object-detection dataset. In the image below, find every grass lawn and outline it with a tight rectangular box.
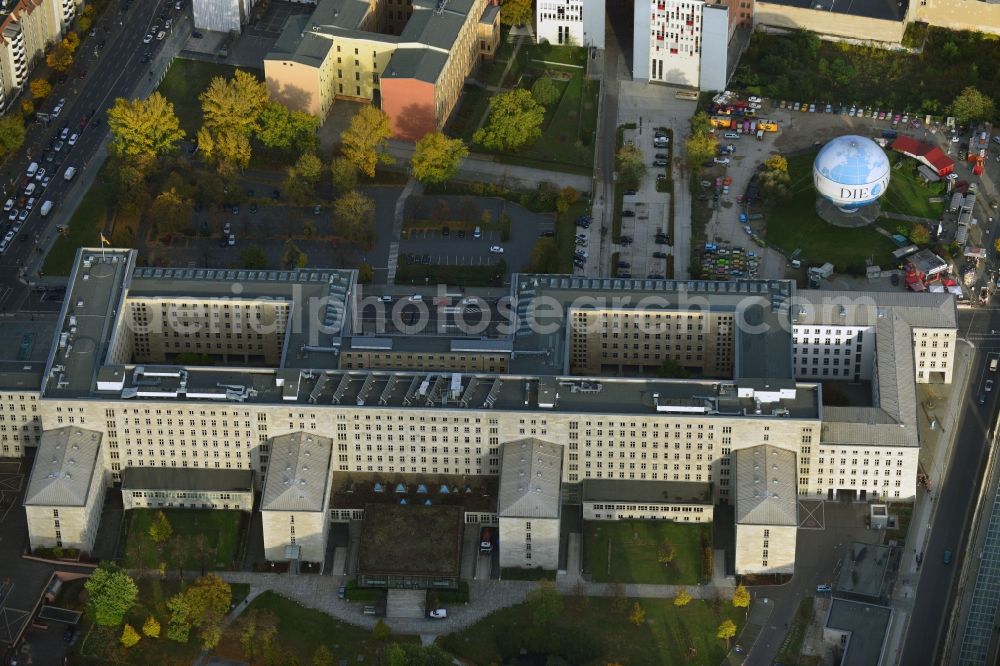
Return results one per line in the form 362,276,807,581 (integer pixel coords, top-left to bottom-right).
395,259,507,287
158,59,262,137
123,509,244,572
41,173,114,276
885,502,914,543
879,158,946,219
525,43,588,68
775,597,816,666
764,152,899,272
440,596,744,666
450,85,491,143
214,591,419,664
585,520,711,585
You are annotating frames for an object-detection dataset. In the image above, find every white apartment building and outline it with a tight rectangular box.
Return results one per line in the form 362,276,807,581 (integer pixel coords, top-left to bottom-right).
537,0,729,88
2,251,957,574
192,0,255,34
0,0,82,110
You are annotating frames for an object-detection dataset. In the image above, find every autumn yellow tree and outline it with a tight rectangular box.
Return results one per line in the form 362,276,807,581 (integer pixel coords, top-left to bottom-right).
717,618,737,648
340,105,394,178
142,616,161,638
763,154,788,174
673,587,692,607
46,44,74,72
199,69,269,137
410,132,468,185
628,602,646,627
30,79,51,101
732,585,750,608
120,624,141,648
107,93,185,169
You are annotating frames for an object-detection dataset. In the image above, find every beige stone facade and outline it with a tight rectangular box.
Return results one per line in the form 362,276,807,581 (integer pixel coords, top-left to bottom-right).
262,509,329,564
582,499,712,522
0,0,80,109
735,523,796,574
498,516,559,569
910,0,1000,37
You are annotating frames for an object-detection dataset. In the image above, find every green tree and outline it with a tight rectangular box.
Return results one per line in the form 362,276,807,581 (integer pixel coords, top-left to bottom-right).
142,616,160,638
717,618,737,647
952,86,996,125
237,608,279,660
910,223,930,245
331,156,358,191
184,574,232,649
690,111,712,136
732,584,751,608
410,132,468,184
609,581,628,614
628,602,646,627
30,78,51,101
341,105,394,178
256,101,320,152
334,190,375,245
474,89,544,151
240,245,269,269
673,587,692,607
77,14,92,33
200,69,270,136
166,593,192,643
385,643,452,666
372,619,391,641
616,143,646,185
685,131,718,170
657,539,676,566
148,510,173,543
120,624,141,648
530,237,558,272
500,0,533,26
312,644,335,666
527,580,563,626
191,533,217,576
108,94,185,168
85,564,139,627
556,186,580,214
0,115,25,158
281,241,308,269
357,263,374,284
531,77,561,106
150,189,192,234
295,152,324,185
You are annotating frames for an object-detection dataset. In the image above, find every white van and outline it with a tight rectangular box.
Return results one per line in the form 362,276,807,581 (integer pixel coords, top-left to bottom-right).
40,200,54,217
64,166,77,181
26,162,38,178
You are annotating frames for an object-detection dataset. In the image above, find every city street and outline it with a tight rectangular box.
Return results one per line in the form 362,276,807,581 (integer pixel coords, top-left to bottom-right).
0,0,188,309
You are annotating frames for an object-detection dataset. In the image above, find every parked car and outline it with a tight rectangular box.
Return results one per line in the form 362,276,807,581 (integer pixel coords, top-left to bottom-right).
713,157,730,165
816,584,832,593
429,609,447,619
489,245,504,254
653,160,668,167
143,33,153,43
987,379,995,392
652,251,667,259
68,133,78,146
622,210,636,217
943,549,953,564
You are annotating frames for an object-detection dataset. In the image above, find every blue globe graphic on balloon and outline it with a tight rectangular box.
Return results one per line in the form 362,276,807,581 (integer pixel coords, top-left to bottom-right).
813,136,891,212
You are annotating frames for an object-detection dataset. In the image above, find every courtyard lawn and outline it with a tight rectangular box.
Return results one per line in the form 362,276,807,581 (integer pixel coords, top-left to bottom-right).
585,520,711,585
123,509,244,572
879,158,947,220
214,591,419,664
764,152,899,273
440,597,744,666
157,59,263,136
41,174,114,276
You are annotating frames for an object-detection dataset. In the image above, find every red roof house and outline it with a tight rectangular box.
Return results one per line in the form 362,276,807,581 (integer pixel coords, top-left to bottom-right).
891,136,955,176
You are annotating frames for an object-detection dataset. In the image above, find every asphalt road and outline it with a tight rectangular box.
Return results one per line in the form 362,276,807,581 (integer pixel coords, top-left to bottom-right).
899,305,1000,664
0,0,181,311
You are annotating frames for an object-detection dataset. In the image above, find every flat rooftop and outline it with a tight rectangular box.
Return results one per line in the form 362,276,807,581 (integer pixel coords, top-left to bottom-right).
758,0,905,21
835,542,895,600
583,478,713,504
329,473,499,513
357,503,463,578
826,599,892,666
122,467,254,493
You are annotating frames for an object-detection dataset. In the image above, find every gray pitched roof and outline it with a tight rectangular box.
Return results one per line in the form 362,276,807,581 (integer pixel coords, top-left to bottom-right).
261,432,333,512
735,445,797,526
24,427,102,507
498,438,562,518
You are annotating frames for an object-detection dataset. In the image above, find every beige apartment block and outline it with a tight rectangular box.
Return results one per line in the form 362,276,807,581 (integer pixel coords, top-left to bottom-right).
755,3,905,43
910,0,1000,37
582,478,713,522
23,426,105,553
498,439,561,570
734,445,797,575
261,432,335,567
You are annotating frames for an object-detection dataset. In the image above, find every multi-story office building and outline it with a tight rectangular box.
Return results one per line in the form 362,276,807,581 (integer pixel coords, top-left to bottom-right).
8,250,955,575
263,0,499,140
192,0,254,34
0,0,80,111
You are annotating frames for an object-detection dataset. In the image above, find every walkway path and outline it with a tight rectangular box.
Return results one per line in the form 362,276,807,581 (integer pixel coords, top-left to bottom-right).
384,141,591,192
217,571,735,638
880,211,939,226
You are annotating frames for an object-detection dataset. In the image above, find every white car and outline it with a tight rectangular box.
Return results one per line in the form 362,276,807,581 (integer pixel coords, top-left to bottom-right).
489,245,504,254
68,133,78,146
156,31,166,41
3,199,12,212
34,168,46,182
51,105,62,118
227,233,235,246
946,173,959,180
951,135,960,143
143,33,153,44
713,157,730,165
408,294,423,302
429,609,447,619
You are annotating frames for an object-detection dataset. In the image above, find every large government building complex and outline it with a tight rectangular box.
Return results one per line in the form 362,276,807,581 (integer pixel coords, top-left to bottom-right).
11,249,955,577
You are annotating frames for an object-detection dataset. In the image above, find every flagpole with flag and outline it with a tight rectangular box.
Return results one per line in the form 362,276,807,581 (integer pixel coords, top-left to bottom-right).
100,232,109,258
